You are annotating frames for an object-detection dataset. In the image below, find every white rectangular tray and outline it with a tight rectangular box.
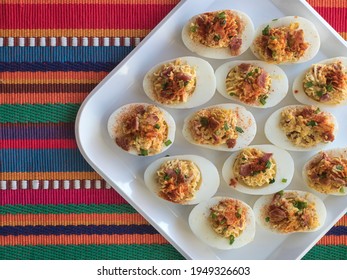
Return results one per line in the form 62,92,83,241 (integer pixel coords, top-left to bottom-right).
75,0,347,259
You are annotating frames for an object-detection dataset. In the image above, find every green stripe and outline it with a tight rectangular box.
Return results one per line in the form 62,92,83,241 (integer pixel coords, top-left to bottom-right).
0,103,80,123
0,244,185,260
0,204,137,214
303,245,347,260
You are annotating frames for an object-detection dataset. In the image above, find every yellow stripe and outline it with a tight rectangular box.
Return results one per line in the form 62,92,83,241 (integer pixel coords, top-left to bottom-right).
1,213,149,226
0,29,150,37
0,0,179,4
1,172,102,180
307,0,347,8
0,71,108,84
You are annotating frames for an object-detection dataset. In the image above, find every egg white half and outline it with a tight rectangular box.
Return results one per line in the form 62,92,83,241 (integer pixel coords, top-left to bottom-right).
189,196,256,249
143,56,216,109
250,16,320,64
215,60,289,108
107,103,176,156
253,190,327,234
181,10,254,59
222,144,294,195
293,57,347,107
144,154,220,205
182,103,257,152
264,105,338,152
302,147,347,196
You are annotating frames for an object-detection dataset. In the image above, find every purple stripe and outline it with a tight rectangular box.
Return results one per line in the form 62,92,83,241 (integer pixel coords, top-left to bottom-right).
0,123,75,139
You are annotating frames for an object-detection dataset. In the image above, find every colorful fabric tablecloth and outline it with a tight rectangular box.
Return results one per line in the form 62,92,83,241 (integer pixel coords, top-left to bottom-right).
0,0,346,260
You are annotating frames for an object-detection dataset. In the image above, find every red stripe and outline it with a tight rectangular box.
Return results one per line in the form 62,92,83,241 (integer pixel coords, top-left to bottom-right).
0,139,77,149
0,189,128,205
0,4,175,29
313,7,347,32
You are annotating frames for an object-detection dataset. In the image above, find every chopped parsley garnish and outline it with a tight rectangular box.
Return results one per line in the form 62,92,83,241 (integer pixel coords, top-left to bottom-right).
319,172,327,179
235,208,242,219
259,95,268,105
306,120,318,127
200,117,209,127
262,25,270,35
281,178,287,183
265,160,272,169
217,11,226,19
224,123,230,131
265,217,270,222
140,149,148,156
164,139,172,146
305,81,314,88
242,157,247,161
211,212,218,220
229,235,235,245
293,200,308,210
336,165,344,171
154,124,160,129
272,18,278,21
235,126,244,133
162,82,169,90
316,90,324,98
174,168,181,174
190,25,198,33
315,107,321,114
269,178,275,184
326,84,334,92
270,36,277,40
163,174,171,181
340,187,345,194
229,92,236,96
277,190,284,196
213,34,221,41
220,19,227,26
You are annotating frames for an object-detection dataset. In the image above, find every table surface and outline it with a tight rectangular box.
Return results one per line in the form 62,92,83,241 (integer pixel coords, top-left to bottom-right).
0,0,346,260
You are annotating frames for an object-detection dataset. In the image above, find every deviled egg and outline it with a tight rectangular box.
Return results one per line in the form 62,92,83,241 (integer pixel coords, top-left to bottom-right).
303,148,347,196
182,10,254,59
143,56,216,109
189,196,255,249
264,105,338,151
293,57,347,107
107,103,175,156
222,145,294,195
215,60,288,108
253,190,327,234
182,103,256,152
144,155,219,205
251,16,320,64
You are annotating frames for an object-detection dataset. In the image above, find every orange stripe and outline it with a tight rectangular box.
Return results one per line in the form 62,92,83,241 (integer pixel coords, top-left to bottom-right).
0,234,168,246
339,32,347,40
318,235,347,246
0,92,88,104
0,0,179,4
334,215,347,226
0,29,150,37
1,172,102,180
307,0,347,8
1,213,149,226
0,72,107,84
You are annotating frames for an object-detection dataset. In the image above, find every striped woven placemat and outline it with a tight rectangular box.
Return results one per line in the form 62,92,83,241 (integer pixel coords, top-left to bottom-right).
0,0,346,260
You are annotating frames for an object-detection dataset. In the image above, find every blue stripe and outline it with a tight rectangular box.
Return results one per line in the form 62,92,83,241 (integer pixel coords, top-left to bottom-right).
1,123,75,140
0,149,94,172
0,62,117,72
0,47,134,63
0,225,158,236
326,226,347,236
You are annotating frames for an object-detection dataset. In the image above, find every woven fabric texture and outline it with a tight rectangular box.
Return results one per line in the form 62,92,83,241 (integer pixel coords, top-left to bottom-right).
0,0,346,260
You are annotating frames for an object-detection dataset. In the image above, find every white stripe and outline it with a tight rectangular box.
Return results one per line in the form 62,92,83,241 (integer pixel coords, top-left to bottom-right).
124,37,130,47
61,37,67,47
32,180,39,190
63,180,70,189
93,37,99,46
74,180,80,189
0,38,3,47
29,37,36,47
11,181,17,190
19,38,25,47
43,181,49,190
50,37,57,47
8,37,14,47
85,180,91,189
105,182,112,189
135,37,141,46
53,180,59,189
40,37,46,47
21,181,28,190
103,37,110,46
72,37,78,47
82,37,88,46
95,180,101,189
0,181,6,190
114,37,120,46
